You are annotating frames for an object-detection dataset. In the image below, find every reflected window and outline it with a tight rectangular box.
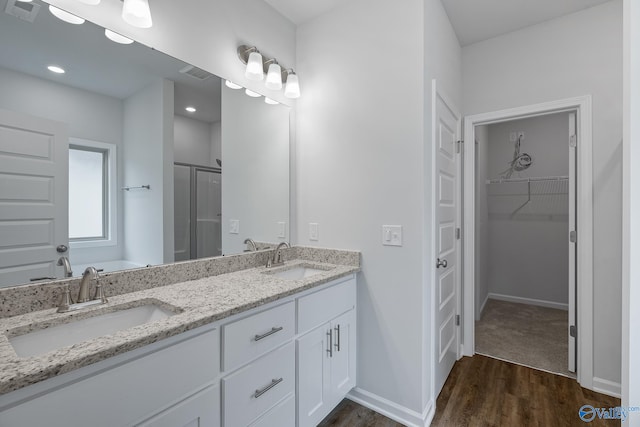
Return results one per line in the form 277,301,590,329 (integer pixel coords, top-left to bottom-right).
68,139,116,244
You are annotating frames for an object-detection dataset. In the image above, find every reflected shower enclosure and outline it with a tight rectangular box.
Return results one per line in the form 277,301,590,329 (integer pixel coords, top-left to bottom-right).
174,163,221,261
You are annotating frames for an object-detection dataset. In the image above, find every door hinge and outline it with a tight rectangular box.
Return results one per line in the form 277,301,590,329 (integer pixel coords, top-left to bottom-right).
455,314,460,326
569,134,577,148
456,140,463,154
570,325,577,338
569,230,577,243
456,227,461,240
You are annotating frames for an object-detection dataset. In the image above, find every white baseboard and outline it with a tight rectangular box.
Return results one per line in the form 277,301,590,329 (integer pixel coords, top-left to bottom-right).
488,293,568,311
592,377,622,398
347,388,435,427
480,293,490,317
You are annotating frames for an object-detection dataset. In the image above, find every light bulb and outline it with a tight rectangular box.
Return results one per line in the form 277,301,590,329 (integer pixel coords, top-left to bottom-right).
105,29,134,45
47,65,65,74
225,80,242,90
245,51,264,81
185,106,196,113
49,6,85,24
284,73,300,99
265,63,282,90
122,0,153,29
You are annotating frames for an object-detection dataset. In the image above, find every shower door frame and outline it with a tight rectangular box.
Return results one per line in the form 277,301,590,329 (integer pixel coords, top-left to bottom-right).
175,162,221,260
461,95,593,390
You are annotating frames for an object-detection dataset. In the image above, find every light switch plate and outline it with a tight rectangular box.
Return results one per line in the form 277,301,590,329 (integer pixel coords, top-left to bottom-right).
309,223,319,241
277,222,286,238
229,219,239,234
382,225,402,246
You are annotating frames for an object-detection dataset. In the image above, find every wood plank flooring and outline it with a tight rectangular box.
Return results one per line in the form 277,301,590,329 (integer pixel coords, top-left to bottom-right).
318,355,621,427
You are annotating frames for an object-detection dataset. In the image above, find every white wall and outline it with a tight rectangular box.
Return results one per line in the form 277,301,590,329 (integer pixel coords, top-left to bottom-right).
46,0,296,106
486,114,569,307
475,125,489,319
174,114,215,167
296,0,461,422
221,86,289,255
123,79,174,266
622,0,640,423
0,67,125,268
462,0,622,387
210,121,222,167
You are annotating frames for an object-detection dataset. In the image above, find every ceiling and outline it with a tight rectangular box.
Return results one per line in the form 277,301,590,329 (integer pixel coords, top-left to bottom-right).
0,0,221,123
264,0,612,46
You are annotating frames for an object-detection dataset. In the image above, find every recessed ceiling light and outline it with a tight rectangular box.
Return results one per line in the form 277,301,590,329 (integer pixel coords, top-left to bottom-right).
48,5,85,24
185,106,197,113
105,29,134,45
225,80,242,90
245,89,261,98
47,65,65,74
264,97,279,105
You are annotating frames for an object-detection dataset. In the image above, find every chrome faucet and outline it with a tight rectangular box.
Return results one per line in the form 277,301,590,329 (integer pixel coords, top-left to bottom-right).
57,267,108,313
244,238,258,252
266,242,290,268
57,256,73,278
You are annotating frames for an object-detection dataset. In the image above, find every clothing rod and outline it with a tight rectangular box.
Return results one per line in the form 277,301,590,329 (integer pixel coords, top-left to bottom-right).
122,185,150,191
486,176,569,184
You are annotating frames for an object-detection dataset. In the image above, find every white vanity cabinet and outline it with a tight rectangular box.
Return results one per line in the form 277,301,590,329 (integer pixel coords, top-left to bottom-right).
297,279,357,427
0,326,221,427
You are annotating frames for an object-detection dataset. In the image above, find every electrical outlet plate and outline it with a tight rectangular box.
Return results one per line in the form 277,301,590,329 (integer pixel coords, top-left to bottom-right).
229,219,239,234
277,222,286,238
309,223,319,241
382,225,402,246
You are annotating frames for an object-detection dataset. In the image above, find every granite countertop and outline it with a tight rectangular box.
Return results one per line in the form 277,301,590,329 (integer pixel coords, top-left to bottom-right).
0,259,359,396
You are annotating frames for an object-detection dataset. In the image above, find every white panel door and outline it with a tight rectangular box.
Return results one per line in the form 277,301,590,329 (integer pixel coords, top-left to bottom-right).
328,309,356,407
568,112,577,373
297,323,330,427
0,109,68,287
434,88,461,397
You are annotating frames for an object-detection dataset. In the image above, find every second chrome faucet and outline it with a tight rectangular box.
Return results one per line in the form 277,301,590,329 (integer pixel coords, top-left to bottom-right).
57,266,108,313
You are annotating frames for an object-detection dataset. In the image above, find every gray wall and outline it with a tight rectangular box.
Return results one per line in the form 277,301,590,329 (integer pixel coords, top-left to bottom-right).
475,125,490,318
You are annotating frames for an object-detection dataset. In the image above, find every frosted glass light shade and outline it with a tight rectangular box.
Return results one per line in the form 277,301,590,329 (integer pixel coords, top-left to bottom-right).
264,97,279,105
122,0,153,29
245,89,261,98
245,51,264,81
77,0,101,5
105,29,134,44
265,63,282,90
284,73,300,99
49,6,85,24
225,80,242,90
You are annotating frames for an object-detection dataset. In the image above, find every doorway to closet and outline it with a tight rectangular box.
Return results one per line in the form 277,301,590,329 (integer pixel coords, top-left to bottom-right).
473,111,576,377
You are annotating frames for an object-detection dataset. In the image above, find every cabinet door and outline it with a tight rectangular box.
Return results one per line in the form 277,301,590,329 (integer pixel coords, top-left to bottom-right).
297,323,331,427
136,384,220,427
329,309,356,407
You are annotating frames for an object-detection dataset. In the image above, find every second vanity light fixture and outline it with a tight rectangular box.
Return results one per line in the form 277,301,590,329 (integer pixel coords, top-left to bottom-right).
71,0,153,29
236,45,300,99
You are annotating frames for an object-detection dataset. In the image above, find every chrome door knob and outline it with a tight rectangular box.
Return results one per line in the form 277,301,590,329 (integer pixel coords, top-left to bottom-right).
436,258,448,268
56,244,68,253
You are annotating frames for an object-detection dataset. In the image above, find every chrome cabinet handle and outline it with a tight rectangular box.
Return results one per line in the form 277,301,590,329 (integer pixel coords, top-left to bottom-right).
254,378,283,398
334,324,341,352
436,258,448,269
327,329,333,358
254,326,283,341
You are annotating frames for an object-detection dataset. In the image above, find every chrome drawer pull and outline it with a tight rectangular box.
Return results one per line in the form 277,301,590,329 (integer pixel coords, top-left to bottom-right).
254,326,284,341
327,329,333,357
334,324,341,352
254,378,283,398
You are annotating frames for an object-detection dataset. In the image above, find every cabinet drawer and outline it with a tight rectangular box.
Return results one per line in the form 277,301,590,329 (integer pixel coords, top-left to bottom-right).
222,341,295,427
222,301,295,372
297,278,356,334
249,394,295,427
136,384,220,427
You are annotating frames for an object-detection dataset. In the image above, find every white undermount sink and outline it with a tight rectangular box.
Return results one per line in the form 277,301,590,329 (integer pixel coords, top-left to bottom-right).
8,303,176,358
271,266,326,280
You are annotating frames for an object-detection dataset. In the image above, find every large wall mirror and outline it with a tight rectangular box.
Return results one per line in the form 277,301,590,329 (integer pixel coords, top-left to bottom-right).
0,0,290,288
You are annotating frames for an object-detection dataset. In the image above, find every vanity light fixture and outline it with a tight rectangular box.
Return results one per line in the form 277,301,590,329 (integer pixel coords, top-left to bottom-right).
49,5,85,24
284,70,300,99
225,80,242,90
47,65,65,74
122,0,153,29
237,44,300,98
245,89,261,98
105,29,134,45
185,106,197,113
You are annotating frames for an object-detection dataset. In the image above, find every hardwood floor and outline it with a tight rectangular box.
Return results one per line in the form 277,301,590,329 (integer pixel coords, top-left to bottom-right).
319,355,621,426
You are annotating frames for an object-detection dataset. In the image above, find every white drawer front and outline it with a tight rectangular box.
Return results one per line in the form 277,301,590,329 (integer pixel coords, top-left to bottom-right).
222,301,295,372
249,394,295,427
297,278,356,334
222,341,295,427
